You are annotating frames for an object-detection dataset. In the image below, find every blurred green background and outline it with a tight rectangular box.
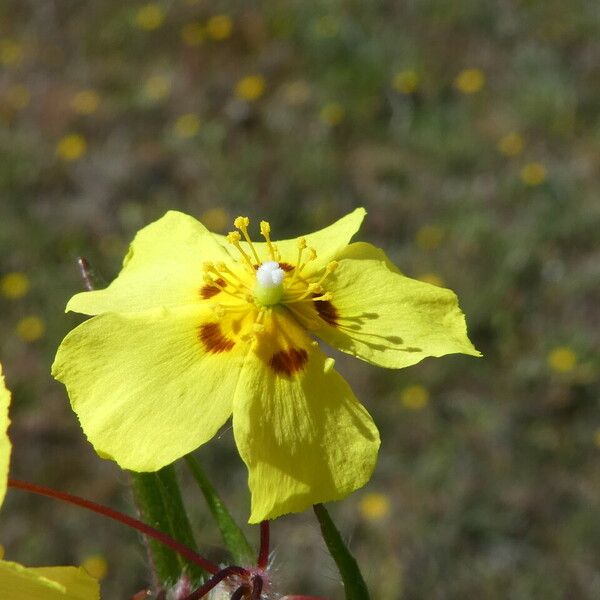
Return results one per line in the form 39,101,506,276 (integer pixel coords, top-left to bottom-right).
1,0,599,598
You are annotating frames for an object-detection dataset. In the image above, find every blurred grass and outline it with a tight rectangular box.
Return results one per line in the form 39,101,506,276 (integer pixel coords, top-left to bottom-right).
1,0,599,598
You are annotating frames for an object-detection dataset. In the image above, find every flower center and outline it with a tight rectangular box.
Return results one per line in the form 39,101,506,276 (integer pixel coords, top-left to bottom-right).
254,261,285,306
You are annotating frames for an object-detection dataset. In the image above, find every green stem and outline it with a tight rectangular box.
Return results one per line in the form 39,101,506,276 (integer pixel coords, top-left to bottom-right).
185,454,255,565
131,465,207,586
313,504,370,600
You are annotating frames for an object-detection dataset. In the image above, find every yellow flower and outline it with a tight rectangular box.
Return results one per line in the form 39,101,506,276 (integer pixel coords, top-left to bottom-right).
0,40,24,67
547,346,577,373
143,75,171,101
173,113,201,138
16,316,45,342
392,69,419,95
53,210,480,522
319,102,345,126
135,4,165,31
206,15,233,40
520,162,546,186
71,90,100,115
415,225,444,250
0,364,100,600
418,273,444,287
181,22,205,46
81,555,108,580
56,134,87,161
359,492,391,521
400,385,429,410
0,273,30,299
6,85,30,110
235,75,266,102
498,132,524,157
454,68,485,94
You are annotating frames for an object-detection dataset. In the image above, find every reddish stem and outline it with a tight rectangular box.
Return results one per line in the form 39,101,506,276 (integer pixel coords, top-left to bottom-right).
181,565,249,600
258,520,270,569
8,478,223,576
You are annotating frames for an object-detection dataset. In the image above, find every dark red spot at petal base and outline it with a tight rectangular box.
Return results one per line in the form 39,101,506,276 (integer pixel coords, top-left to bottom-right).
279,262,294,272
314,298,339,327
269,348,309,377
199,323,235,353
200,278,226,299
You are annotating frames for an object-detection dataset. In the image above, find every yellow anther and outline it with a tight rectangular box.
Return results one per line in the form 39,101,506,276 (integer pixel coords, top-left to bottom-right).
232,216,261,264
307,283,322,293
202,261,214,272
212,304,226,318
307,248,317,261
253,323,265,333
216,262,227,271
297,237,307,249
315,292,333,301
227,231,241,243
234,216,250,229
226,230,255,270
260,221,271,235
326,261,338,272
260,220,278,261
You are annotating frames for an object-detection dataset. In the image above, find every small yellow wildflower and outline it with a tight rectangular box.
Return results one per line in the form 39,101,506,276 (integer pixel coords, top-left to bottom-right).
313,15,340,38
520,162,546,186
206,15,233,41
594,429,600,448
498,132,524,157
415,225,444,250
454,68,485,94
0,40,24,67
0,363,101,600
400,385,429,410
81,555,108,580
6,85,30,110
143,75,171,101
181,22,204,46
235,75,266,102
16,316,45,342
53,209,480,522
392,69,419,95
0,273,30,299
319,102,345,126
71,90,100,115
56,134,87,161
200,208,230,232
173,113,201,138
359,493,391,521
282,80,311,106
135,4,165,31
418,273,444,287
547,346,577,373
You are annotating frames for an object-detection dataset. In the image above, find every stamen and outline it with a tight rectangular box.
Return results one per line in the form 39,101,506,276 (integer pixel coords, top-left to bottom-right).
227,231,255,270
260,221,278,261
314,261,338,287
234,216,261,265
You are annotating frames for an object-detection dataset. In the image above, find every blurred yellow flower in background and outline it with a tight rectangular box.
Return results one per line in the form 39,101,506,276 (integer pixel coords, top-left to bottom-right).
206,15,233,40
415,225,444,250
56,134,87,161
235,75,266,102
454,68,485,94
5,85,30,110
181,22,204,46
1,273,30,299
547,346,577,373
199,208,230,232
143,75,171,101
520,162,546,186
16,316,45,342
0,40,24,67
418,273,444,287
71,90,100,115
400,385,429,410
392,69,420,95
173,113,201,138
319,102,345,126
359,493,391,521
498,132,524,157
81,555,108,581
135,4,165,31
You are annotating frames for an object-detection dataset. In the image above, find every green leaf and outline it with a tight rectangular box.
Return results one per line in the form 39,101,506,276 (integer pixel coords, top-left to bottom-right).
185,454,255,565
313,503,370,600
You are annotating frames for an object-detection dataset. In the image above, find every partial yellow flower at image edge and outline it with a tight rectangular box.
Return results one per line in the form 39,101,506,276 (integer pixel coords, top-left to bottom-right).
52,209,480,523
0,365,100,599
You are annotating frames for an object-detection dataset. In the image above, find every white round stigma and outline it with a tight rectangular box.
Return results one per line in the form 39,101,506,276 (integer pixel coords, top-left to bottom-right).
254,261,285,305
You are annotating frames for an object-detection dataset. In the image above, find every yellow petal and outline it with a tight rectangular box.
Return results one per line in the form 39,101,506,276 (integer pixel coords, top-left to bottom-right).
233,315,380,522
67,211,230,315
0,562,98,600
52,306,242,471
0,364,11,508
311,242,481,368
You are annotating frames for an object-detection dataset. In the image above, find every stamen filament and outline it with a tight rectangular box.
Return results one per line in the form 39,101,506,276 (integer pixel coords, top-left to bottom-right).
260,221,278,261
234,217,262,265
227,231,256,271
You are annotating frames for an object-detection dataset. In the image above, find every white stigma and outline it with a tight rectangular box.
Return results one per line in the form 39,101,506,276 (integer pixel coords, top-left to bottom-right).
256,261,285,288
